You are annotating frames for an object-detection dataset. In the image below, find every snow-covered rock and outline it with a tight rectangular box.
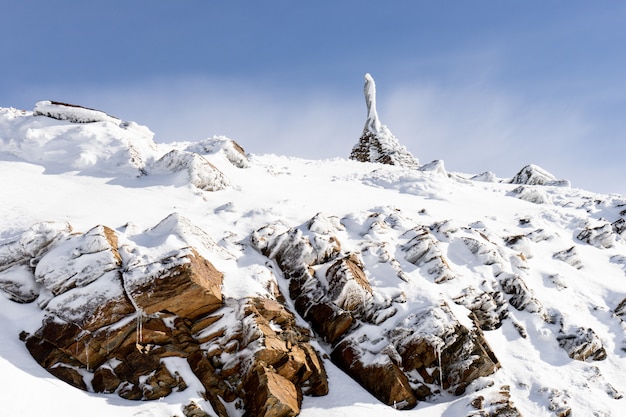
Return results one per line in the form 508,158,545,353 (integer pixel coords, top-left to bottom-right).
185,136,250,169
0,103,159,176
510,164,570,187
350,74,419,168
151,149,230,191
33,101,121,124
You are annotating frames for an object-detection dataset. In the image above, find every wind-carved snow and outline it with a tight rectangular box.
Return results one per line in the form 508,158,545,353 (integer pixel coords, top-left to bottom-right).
0,104,160,176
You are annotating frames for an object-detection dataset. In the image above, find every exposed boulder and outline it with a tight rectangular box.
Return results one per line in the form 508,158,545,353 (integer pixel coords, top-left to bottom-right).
124,248,223,320
193,297,328,417
350,74,419,168
331,339,418,409
387,304,500,396
510,164,569,187
326,253,373,313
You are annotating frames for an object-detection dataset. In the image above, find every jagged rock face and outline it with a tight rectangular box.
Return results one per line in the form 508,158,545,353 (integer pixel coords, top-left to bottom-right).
2,217,327,417
557,327,607,361
251,211,501,408
349,74,419,168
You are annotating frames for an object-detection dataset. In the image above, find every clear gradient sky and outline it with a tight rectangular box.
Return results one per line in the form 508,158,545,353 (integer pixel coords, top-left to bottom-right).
2,2,626,194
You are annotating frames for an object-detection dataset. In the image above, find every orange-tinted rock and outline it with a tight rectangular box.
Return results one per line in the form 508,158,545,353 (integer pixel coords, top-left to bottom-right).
128,249,223,320
331,340,417,409
244,366,301,417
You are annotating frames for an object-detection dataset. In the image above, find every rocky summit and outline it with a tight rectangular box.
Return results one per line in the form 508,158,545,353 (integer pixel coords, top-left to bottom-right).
1,78,626,417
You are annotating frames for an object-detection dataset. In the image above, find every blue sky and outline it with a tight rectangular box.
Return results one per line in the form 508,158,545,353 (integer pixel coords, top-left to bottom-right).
2,2,626,194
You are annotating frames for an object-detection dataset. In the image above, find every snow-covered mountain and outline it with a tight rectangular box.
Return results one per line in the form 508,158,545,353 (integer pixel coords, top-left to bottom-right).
1,77,626,417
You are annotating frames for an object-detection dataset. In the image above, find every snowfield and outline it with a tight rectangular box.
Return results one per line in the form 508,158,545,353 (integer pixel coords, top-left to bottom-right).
1,103,626,417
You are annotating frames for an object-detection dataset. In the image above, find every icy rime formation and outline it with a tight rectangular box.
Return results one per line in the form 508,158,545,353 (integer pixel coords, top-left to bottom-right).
350,74,420,168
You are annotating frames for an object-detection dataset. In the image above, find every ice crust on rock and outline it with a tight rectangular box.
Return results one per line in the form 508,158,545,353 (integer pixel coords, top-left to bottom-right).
350,73,419,168
33,101,122,124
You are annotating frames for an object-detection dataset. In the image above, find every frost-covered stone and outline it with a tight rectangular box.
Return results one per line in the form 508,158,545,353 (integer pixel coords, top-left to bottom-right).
510,164,569,187
1,102,159,176
553,246,584,270
403,227,454,283
510,185,549,204
34,101,121,124
326,253,373,313
350,74,419,168
387,304,500,396
0,221,73,302
152,150,230,191
35,225,121,296
419,159,447,176
577,223,615,249
186,136,250,168
499,273,543,313
557,327,607,361
468,386,523,417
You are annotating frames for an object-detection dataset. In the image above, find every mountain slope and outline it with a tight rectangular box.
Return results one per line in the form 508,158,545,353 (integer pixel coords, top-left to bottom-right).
1,97,626,417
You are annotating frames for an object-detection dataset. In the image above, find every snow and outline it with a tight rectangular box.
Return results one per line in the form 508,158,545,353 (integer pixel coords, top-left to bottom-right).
1,102,626,416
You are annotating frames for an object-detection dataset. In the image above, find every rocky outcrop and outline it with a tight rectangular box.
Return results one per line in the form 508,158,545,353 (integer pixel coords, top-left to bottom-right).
251,213,500,408
510,164,569,187
2,218,326,417
468,386,523,417
403,227,455,283
349,74,419,168
557,327,607,361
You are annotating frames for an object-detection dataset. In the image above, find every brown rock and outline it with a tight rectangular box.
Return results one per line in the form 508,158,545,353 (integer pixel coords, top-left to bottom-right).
48,364,87,391
331,340,417,409
128,249,223,320
244,366,301,417
92,366,121,393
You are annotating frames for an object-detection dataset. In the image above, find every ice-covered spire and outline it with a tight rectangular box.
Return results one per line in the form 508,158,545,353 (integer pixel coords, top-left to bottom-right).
350,73,419,168
364,73,382,134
